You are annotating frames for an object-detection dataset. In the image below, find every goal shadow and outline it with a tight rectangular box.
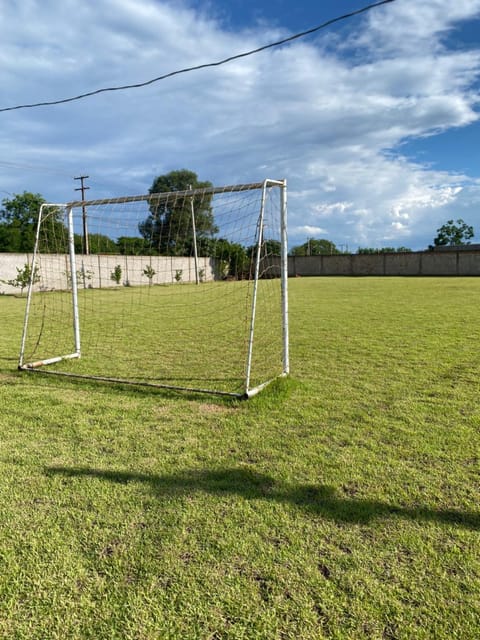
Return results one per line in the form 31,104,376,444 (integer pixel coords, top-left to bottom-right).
45,465,480,531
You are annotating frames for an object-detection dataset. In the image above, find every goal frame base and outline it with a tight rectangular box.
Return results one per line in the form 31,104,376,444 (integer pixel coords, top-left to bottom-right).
18,364,288,400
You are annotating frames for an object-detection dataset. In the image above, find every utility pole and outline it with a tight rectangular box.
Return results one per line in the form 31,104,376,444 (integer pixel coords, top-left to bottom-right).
74,175,90,254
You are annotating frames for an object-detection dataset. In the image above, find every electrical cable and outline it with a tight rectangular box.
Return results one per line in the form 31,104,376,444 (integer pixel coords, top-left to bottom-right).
0,0,396,113
0,159,75,177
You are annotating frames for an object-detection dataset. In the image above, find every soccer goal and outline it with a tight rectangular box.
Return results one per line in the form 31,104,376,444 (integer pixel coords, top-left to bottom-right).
19,179,289,398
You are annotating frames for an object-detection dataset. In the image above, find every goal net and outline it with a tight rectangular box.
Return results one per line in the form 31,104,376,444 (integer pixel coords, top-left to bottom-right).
19,179,289,398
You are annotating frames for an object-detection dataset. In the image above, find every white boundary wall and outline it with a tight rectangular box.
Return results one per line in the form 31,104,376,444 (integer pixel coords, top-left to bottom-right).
0,253,217,294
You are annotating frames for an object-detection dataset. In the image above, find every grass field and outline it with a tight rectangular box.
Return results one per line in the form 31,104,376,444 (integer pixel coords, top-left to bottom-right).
19,279,284,396
0,277,479,639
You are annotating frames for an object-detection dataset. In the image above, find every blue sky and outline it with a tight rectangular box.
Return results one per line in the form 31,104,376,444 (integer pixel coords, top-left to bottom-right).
191,0,353,31
1,0,480,250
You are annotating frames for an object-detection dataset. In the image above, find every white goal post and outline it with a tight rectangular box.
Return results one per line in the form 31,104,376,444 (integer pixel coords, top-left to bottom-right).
19,179,289,398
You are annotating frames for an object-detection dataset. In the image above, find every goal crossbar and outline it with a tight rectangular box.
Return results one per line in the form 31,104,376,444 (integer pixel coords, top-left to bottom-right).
66,180,286,209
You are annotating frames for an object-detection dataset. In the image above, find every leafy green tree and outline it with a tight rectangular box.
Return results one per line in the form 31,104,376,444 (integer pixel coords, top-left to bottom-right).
246,240,281,260
433,219,474,247
259,239,281,255
245,239,282,277
357,247,412,254
74,233,117,254
117,236,152,255
139,169,218,256
0,192,66,252
290,238,340,256
212,238,249,279
358,247,389,254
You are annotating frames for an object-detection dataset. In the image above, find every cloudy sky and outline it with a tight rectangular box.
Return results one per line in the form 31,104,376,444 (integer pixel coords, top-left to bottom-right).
1,0,480,250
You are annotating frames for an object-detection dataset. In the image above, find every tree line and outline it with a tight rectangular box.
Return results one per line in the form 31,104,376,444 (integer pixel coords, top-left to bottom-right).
1,170,474,262
289,219,475,255
0,170,280,280
289,238,412,256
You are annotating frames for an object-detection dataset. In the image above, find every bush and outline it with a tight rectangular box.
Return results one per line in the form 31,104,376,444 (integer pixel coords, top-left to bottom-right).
110,264,122,285
1,263,40,295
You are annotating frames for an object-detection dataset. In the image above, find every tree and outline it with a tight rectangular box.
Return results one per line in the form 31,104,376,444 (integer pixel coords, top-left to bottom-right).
357,247,412,254
212,238,249,279
143,264,156,286
260,239,282,255
290,238,340,256
0,192,65,252
110,264,122,285
139,169,218,255
0,193,37,252
74,233,117,254
117,236,152,255
432,219,474,247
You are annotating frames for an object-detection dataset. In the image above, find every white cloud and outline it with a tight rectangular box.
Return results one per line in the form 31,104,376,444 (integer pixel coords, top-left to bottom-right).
0,0,480,249
356,0,480,53
293,225,328,237
313,202,353,216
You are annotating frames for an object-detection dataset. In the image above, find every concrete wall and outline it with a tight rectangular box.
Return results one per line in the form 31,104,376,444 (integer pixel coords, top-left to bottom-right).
3,249,480,294
287,255,323,277
458,252,480,276
0,253,218,294
321,255,352,276
421,251,457,276
288,250,480,277
384,252,422,276
352,254,385,276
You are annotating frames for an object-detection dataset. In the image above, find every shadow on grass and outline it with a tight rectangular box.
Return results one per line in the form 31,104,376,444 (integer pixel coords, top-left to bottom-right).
45,466,479,530
13,369,243,405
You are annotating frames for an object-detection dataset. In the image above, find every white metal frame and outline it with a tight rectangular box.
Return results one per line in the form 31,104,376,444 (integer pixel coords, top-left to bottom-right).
18,180,289,398
19,204,82,369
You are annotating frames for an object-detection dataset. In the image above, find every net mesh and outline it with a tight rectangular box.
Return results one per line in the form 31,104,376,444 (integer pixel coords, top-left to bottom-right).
20,181,287,396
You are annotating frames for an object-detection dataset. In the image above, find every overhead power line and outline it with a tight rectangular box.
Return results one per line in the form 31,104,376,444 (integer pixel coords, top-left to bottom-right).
0,0,396,113
0,159,75,177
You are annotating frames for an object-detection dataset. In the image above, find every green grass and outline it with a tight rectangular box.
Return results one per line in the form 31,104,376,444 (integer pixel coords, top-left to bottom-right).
20,280,283,395
0,277,479,639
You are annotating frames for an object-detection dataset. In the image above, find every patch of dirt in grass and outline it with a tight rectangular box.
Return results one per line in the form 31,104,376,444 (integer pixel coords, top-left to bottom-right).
197,402,234,414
